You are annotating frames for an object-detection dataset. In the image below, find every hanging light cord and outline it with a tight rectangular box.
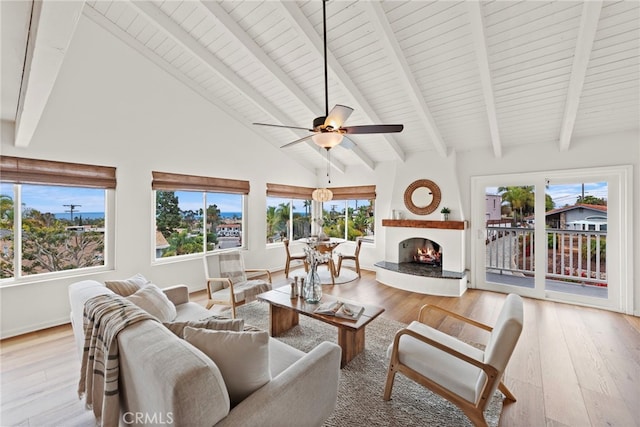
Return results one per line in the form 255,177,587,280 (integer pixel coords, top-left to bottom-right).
328,149,331,184
322,0,329,118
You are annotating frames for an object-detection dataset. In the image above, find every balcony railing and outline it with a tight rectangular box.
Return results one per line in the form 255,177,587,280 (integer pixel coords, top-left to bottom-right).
485,226,607,288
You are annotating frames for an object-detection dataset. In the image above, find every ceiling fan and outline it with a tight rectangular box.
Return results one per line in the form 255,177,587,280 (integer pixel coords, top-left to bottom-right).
253,0,403,150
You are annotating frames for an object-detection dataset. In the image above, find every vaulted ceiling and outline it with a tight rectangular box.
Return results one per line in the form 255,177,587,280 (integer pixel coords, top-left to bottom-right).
3,1,639,174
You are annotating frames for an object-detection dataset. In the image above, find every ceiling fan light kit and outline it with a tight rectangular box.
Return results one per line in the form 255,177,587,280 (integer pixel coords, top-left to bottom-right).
312,132,343,148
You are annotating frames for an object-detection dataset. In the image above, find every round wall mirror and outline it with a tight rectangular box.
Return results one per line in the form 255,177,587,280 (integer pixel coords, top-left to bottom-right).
403,179,441,215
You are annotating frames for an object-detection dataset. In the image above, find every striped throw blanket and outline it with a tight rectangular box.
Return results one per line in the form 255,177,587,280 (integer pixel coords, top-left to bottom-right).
78,294,157,426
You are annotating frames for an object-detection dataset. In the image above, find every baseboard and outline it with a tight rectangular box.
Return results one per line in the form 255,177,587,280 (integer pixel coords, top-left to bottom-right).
1,316,70,340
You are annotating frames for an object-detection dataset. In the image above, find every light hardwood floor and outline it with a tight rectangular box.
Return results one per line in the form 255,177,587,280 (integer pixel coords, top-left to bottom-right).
1,269,639,426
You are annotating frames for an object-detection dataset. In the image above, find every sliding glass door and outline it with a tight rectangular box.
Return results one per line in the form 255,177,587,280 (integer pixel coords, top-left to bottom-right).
471,166,632,312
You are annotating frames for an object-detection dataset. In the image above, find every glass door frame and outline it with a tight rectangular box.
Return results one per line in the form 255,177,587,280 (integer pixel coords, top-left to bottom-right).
470,165,633,313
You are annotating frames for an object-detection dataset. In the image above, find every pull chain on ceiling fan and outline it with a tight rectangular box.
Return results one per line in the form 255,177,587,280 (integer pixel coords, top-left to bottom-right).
253,0,404,150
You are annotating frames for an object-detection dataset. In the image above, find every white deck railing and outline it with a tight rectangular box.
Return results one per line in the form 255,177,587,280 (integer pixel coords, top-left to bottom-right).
485,226,607,287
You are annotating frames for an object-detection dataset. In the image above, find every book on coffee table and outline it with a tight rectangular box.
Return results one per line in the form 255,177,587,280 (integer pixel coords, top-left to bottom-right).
314,300,365,320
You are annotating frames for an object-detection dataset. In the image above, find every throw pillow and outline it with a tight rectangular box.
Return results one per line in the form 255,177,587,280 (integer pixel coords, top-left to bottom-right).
183,327,271,405
126,284,177,322
163,318,244,338
105,273,150,297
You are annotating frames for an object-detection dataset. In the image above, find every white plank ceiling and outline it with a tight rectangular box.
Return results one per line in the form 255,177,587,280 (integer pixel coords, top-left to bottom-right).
5,1,640,172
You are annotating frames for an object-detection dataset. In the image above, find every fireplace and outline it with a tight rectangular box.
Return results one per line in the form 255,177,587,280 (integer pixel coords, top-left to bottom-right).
375,219,467,297
399,238,442,266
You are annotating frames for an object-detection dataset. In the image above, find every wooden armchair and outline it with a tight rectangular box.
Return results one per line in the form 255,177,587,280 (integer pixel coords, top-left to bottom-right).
384,294,523,427
203,251,272,318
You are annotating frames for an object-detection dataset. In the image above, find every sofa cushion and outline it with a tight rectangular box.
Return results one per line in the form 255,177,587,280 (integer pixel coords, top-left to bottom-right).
163,317,244,337
105,273,150,297
183,327,271,406
126,284,177,322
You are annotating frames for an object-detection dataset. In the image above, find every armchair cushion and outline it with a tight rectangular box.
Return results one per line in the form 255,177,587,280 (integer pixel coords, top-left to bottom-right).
126,284,177,322
184,328,271,406
105,273,150,297
387,320,486,403
209,280,271,304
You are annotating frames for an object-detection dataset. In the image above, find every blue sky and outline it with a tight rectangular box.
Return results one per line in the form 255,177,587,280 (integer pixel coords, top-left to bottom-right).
487,182,608,208
1,183,106,213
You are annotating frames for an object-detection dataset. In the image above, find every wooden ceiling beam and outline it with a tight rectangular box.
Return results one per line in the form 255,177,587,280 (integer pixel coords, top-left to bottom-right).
364,1,449,158
14,1,85,147
467,1,502,159
558,1,603,152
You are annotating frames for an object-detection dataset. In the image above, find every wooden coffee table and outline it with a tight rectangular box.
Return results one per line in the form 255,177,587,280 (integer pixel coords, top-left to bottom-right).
257,287,385,368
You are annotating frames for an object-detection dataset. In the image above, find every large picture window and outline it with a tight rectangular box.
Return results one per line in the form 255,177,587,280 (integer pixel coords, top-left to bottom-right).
0,156,115,281
153,172,248,259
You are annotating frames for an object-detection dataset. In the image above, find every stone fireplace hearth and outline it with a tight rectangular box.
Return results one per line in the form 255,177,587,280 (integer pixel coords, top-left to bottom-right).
375,219,467,297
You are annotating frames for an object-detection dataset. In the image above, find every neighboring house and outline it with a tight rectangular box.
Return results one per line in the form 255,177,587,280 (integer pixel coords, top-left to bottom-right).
155,230,170,258
545,204,607,231
485,194,502,221
216,223,241,237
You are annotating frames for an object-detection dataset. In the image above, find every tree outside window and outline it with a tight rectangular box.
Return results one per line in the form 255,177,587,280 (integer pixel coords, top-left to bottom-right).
155,190,243,258
0,183,106,279
321,199,374,241
266,197,311,243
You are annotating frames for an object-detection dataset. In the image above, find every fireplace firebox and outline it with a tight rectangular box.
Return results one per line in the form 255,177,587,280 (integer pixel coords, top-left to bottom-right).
399,238,442,267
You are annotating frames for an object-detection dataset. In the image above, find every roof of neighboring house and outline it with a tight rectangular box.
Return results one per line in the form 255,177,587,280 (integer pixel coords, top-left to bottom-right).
155,231,169,249
546,204,608,216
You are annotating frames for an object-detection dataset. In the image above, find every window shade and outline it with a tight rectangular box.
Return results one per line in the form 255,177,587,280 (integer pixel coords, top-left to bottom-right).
152,171,250,194
266,183,314,199
329,185,376,200
0,155,116,189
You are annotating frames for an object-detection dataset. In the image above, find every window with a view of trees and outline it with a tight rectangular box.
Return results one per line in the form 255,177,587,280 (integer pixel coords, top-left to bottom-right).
155,191,244,258
152,172,248,260
266,197,311,243
265,184,376,243
320,199,375,241
0,156,115,281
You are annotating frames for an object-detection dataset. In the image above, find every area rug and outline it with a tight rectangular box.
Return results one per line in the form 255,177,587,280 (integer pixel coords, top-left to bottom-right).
289,267,358,285
236,302,503,427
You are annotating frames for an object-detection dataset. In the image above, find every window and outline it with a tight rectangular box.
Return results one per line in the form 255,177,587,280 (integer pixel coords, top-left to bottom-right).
320,186,375,241
266,184,312,243
0,156,115,280
153,172,248,259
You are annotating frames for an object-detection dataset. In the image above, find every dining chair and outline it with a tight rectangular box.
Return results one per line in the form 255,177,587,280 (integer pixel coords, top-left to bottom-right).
315,243,336,286
283,239,308,278
336,238,362,277
384,294,524,427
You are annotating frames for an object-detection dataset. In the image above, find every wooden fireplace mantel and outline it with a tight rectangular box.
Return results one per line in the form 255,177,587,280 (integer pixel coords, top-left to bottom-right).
382,219,468,230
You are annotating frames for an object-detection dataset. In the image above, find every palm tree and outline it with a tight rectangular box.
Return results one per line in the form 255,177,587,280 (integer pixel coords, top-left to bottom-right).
498,186,534,225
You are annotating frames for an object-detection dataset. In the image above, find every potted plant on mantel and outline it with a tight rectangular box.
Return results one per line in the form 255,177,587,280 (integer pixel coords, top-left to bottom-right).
440,207,451,221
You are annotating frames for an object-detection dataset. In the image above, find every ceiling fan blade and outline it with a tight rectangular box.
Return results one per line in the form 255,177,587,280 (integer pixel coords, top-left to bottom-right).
324,105,354,129
341,124,404,134
253,122,313,132
280,134,315,148
339,136,356,150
